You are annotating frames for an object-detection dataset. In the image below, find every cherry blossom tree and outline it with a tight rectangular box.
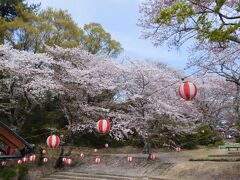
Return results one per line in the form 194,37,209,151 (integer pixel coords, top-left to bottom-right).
188,43,240,124
0,44,236,153
0,44,63,127
139,0,240,124
193,74,235,126
139,0,240,85
139,0,240,47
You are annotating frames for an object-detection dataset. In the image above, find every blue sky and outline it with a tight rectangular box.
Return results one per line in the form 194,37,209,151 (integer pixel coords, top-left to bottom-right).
27,0,190,68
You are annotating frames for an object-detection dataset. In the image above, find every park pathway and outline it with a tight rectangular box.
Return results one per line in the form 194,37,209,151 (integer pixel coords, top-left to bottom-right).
41,171,175,180
41,153,174,180
41,147,240,180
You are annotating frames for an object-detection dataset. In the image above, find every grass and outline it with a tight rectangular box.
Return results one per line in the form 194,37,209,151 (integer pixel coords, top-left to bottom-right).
189,157,240,162
208,154,240,157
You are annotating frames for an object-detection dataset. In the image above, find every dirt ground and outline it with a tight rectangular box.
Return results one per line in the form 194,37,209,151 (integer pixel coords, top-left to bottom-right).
29,145,240,180
67,146,240,180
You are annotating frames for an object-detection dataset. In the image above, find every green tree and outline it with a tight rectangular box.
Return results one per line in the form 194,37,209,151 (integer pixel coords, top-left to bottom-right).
1,7,83,52
82,22,123,57
1,7,123,57
36,8,84,52
2,3,39,50
139,0,240,124
0,0,39,21
0,0,39,44
139,0,240,47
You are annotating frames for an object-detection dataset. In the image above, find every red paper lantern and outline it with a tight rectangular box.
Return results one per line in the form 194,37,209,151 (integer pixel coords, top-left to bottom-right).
22,157,28,163
29,154,36,162
127,156,133,162
6,147,16,155
221,132,225,138
94,149,98,153
80,153,84,158
17,160,22,164
96,119,111,134
65,158,72,165
1,161,6,166
150,153,157,160
95,157,101,164
43,157,48,163
62,157,66,162
105,143,109,148
46,134,60,148
178,81,197,100
176,147,181,152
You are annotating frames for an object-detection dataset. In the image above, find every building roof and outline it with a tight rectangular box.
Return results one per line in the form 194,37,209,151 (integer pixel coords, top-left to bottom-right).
0,121,34,159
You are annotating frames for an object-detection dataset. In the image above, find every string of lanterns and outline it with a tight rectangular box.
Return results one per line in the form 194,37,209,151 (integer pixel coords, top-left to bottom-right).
10,99,185,167
0,143,180,167
1,81,193,167
3,46,221,169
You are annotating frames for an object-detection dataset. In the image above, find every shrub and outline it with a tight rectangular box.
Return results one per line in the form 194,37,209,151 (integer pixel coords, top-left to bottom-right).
214,140,225,146
123,138,143,147
179,134,198,149
0,166,16,180
73,133,143,148
235,135,240,143
150,138,165,148
207,144,215,148
18,165,29,180
196,125,215,145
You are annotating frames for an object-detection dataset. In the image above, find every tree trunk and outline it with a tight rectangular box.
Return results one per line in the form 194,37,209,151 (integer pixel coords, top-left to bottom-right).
37,148,45,166
235,85,240,125
142,136,151,159
55,132,73,169
54,146,65,169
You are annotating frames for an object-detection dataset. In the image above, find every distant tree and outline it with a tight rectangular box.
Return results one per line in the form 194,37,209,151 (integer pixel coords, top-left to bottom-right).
35,8,84,52
1,7,83,52
82,23,123,57
0,0,39,21
2,4,39,50
0,0,39,44
1,7,123,57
